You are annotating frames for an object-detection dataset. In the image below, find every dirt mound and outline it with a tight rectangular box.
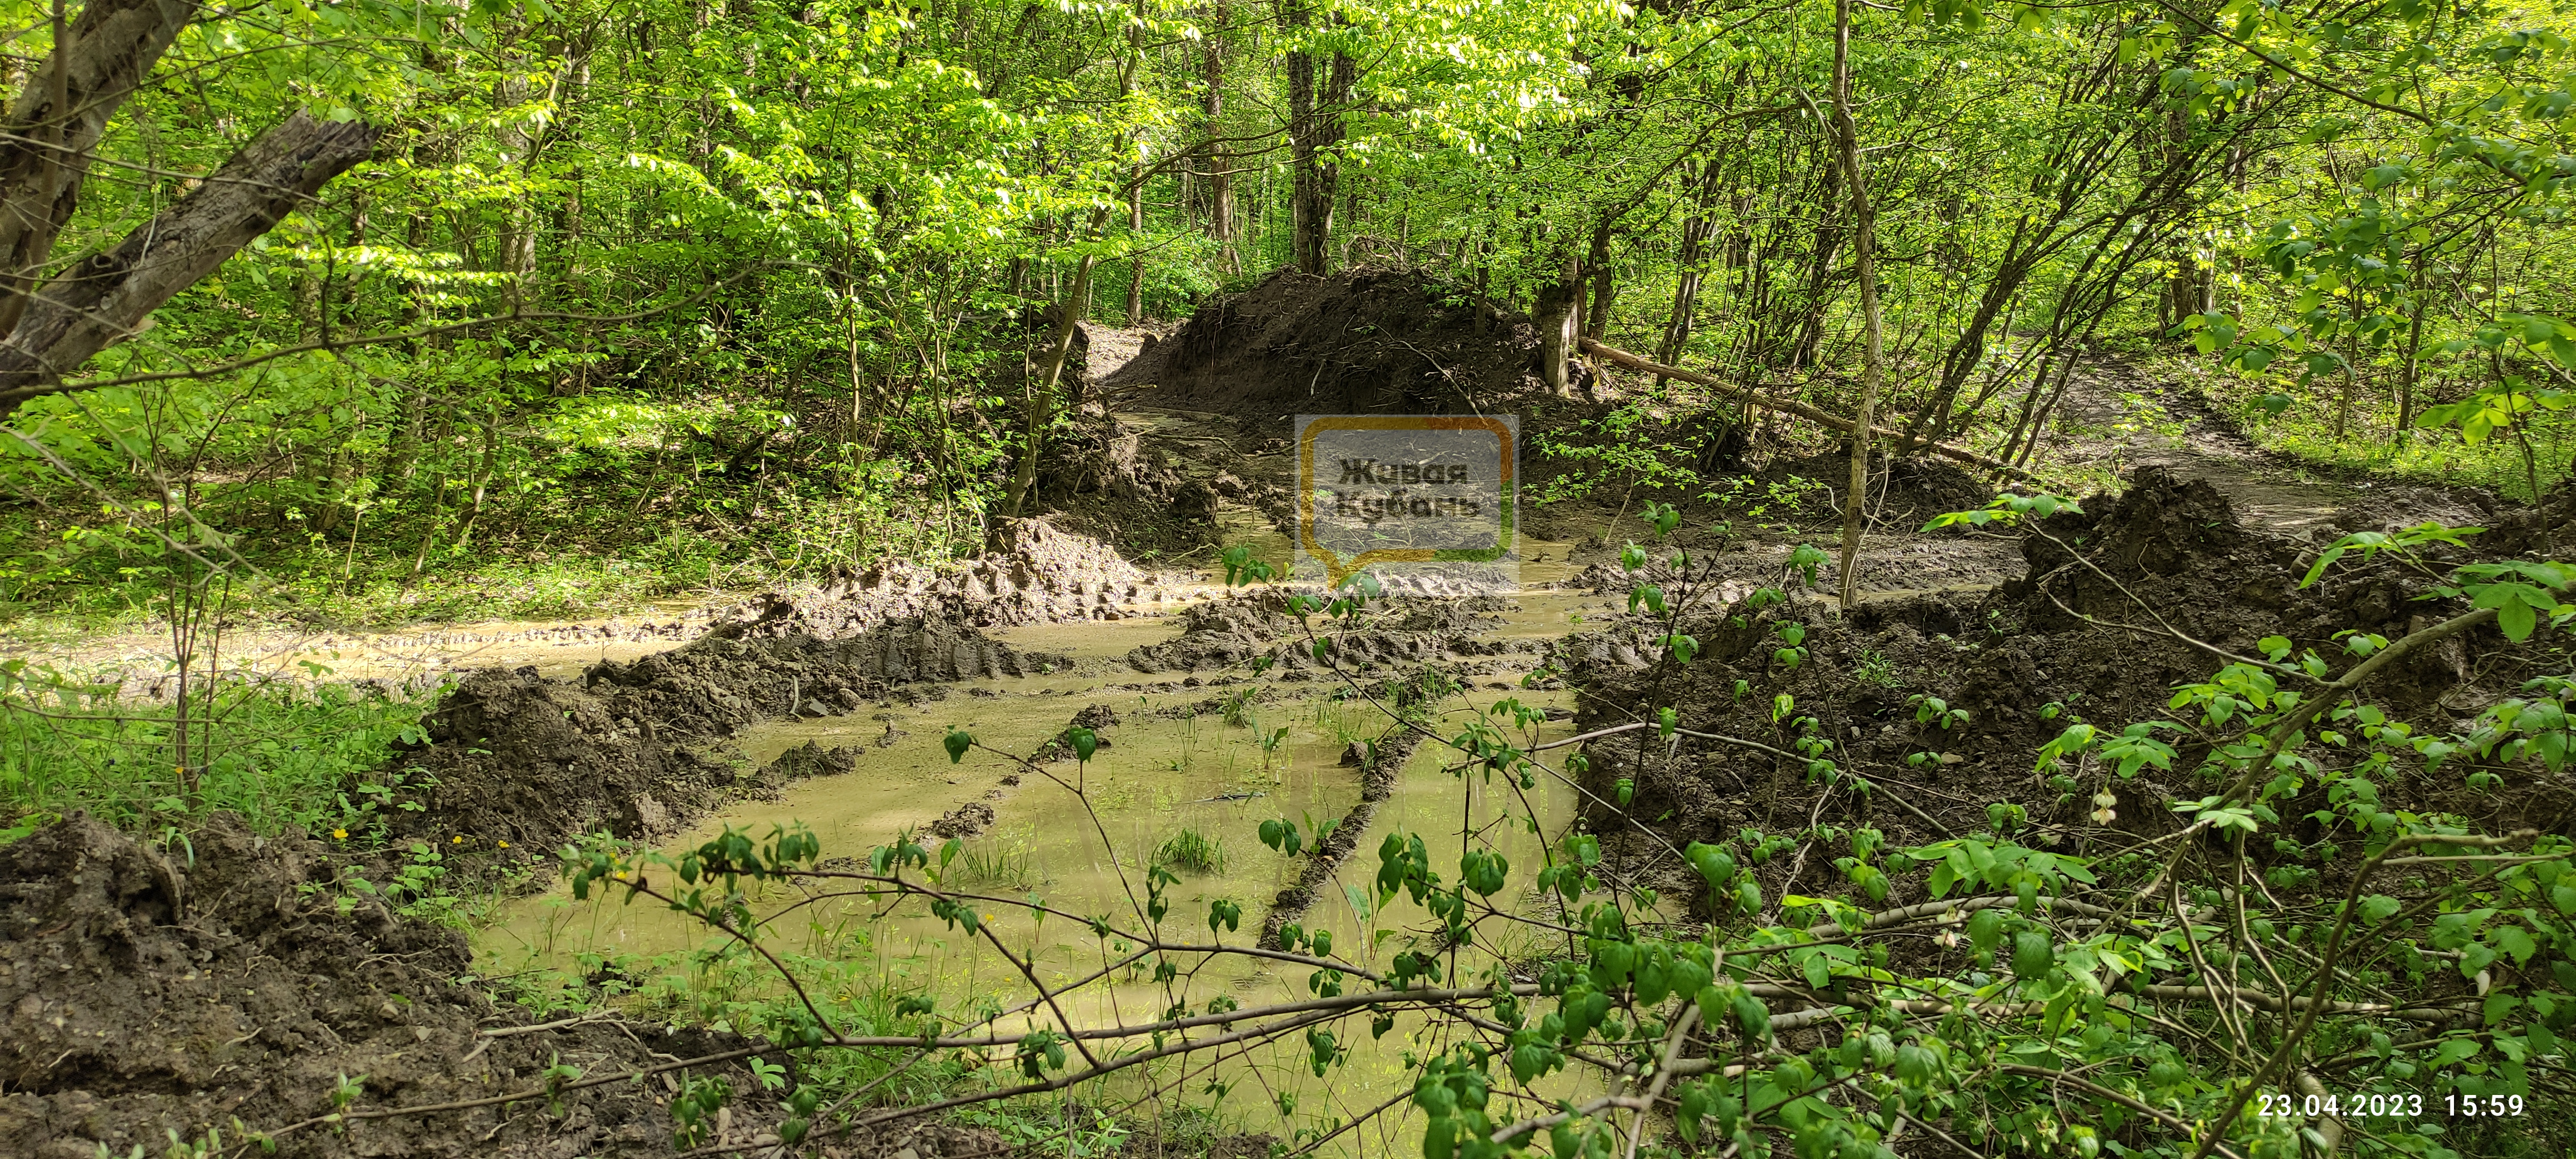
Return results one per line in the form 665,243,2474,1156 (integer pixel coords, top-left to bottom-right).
0,814,791,1158
1103,267,1554,414
1565,467,2573,883
1125,591,1531,674
1032,413,1224,556
390,624,1062,856
726,519,1178,638
926,801,996,839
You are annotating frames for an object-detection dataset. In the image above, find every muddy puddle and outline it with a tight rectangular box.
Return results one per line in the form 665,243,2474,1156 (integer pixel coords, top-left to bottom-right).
477,535,1618,1151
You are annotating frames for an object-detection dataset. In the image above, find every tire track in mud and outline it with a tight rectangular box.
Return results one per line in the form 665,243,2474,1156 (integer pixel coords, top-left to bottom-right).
1256,728,1424,949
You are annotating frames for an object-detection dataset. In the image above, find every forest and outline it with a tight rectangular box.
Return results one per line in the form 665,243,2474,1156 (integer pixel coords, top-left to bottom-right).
3,0,2576,1155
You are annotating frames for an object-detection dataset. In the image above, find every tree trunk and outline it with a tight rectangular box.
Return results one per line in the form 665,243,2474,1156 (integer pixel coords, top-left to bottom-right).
0,111,379,421
1125,162,1146,325
1202,6,1236,270
1828,0,1884,611
1007,255,1100,518
1535,258,1580,398
1655,156,1724,384
0,0,201,339
1285,7,1352,277
1583,220,1614,342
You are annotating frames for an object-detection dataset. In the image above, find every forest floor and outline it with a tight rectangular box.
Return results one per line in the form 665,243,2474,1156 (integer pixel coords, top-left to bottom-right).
3,273,2562,1157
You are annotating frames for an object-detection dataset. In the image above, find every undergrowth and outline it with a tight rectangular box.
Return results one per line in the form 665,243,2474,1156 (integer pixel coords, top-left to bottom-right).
0,659,435,837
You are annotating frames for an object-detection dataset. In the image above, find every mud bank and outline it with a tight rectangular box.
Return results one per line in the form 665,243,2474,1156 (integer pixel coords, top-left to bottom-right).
389,617,1067,859
0,814,920,1159
1103,267,1562,412
1567,468,2576,899
1126,590,1543,676
723,518,1194,638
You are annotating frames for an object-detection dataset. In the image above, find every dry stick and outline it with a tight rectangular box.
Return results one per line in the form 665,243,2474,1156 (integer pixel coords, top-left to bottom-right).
1626,1002,1703,1159
1823,0,1884,613
2170,874,2252,1056
841,1006,1354,1133
1579,339,2051,484
791,875,1385,985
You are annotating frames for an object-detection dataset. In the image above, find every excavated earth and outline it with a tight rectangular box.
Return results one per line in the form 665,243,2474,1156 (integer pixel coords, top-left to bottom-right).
1566,468,2576,919
0,814,1011,1159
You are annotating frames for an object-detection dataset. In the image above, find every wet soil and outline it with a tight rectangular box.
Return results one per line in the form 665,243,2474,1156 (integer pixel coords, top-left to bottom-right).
2047,356,2491,535
1566,468,2576,913
0,814,837,1159
1102,267,1563,415
387,618,1075,859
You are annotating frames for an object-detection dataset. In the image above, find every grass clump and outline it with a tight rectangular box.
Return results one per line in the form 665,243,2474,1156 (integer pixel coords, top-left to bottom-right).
1154,827,1226,875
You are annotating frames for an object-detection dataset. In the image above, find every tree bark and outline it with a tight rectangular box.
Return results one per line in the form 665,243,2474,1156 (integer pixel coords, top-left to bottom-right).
1827,0,1883,611
0,0,200,338
1655,155,1724,385
0,111,379,421
1535,257,1580,397
1006,253,1100,518
1201,4,1236,270
1285,6,1352,277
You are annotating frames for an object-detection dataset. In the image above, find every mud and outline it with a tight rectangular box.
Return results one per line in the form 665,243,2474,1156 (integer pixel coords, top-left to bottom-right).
1256,727,1423,949
0,814,824,1159
1125,590,1538,675
1102,267,1562,413
1566,468,2576,908
730,519,1187,637
388,621,1066,858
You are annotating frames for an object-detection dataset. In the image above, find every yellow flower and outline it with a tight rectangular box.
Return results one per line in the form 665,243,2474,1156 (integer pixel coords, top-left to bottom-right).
452,835,465,844
497,840,509,849
331,829,347,840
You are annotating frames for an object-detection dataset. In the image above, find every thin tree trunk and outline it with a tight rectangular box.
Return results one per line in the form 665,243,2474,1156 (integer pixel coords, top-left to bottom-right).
1202,4,1236,270
1535,256,1580,397
1125,163,1145,325
1828,0,1883,611
1655,156,1724,386
1007,252,1101,518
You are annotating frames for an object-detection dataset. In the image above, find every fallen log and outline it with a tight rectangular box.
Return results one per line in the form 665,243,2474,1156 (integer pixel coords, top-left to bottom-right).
1579,338,2048,485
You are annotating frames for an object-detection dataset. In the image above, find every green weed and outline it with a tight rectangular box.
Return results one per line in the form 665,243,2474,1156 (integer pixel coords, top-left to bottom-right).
0,661,435,839
1853,649,1905,688
1154,827,1226,875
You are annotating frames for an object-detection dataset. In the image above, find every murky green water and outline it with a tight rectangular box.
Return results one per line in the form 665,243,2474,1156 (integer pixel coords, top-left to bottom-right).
479,534,1621,1151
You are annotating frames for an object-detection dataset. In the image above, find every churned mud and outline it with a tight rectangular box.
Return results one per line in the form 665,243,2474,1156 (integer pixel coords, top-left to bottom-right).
0,814,831,1159
1567,469,2576,922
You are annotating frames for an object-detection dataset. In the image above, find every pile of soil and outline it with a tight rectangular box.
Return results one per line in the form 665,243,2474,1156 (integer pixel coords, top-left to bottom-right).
1125,590,1535,675
1564,468,2575,889
0,814,806,1158
387,622,1065,856
731,519,1183,638
1033,414,1224,557
1568,533,2027,607
1102,267,1555,415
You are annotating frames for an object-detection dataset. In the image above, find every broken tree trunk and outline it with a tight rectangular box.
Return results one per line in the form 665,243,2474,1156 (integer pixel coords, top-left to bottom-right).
0,110,378,422
1578,338,2049,485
